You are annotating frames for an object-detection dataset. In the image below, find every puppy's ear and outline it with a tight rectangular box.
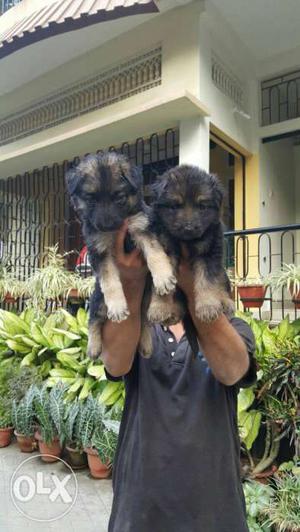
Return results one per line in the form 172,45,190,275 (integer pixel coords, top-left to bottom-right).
65,168,83,212
121,165,142,192
151,177,168,200
210,174,224,208
65,168,82,196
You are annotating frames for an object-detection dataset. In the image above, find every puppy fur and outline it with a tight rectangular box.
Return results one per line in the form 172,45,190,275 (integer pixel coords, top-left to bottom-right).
149,164,234,334
65,151,176,360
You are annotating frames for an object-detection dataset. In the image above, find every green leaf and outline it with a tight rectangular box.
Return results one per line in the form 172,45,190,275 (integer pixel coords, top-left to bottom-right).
52,328,81,340
239,410,262,450
238,388,255,413
87,365,105,379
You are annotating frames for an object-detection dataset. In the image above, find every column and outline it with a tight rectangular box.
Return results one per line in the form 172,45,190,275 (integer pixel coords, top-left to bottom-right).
179,116,210,171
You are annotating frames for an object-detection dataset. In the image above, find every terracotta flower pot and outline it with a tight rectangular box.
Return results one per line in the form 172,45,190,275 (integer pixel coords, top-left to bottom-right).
14,430,37,453
4,292,17,304
237,285,266,308
84,447,111,479
64,445,88,470
0,427,14,447
289,285,300,309
67,288,82,300
35,431,61,462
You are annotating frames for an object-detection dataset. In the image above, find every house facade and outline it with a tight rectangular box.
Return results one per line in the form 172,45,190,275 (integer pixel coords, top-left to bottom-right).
0,0,299,310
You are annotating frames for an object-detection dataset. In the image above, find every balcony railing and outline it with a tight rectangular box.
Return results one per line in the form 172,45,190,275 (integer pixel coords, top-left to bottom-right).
0,0,21,15
224,223,300,321
261,69,300,126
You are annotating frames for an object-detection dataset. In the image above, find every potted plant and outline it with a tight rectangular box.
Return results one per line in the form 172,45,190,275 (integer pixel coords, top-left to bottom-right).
0,262,26,304
264,473,300,531
79,396,115,478
237,278,267,309
12,386,36,452
0,399,14,447
243,480,273,531
267,263,300,309
63,400,88,470
25,244,82,311
33,383,66,462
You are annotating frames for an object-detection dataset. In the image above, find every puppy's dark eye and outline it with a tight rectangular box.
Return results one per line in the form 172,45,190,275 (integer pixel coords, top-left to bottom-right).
168,203,182,210
198,203,207,211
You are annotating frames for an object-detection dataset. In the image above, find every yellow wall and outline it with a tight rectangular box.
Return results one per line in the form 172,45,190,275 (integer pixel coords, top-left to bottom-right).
234,153,260,280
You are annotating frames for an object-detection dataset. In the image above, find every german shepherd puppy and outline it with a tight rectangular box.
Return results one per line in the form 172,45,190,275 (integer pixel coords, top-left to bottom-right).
65,152,176,359
148,164,234,334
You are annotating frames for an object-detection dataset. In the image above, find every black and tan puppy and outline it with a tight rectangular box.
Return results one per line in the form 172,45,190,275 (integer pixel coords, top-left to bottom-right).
65,151,176,359
148,164,234,330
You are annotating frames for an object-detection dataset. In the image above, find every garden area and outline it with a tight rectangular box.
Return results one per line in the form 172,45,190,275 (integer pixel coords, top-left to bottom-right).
0,245,299,531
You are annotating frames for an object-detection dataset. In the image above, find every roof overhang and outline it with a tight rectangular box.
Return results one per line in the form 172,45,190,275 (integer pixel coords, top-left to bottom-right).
0,90,210,177
0,0,159,59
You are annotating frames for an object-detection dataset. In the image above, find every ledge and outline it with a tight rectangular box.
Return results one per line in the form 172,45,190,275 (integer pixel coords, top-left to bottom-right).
0,90,210,177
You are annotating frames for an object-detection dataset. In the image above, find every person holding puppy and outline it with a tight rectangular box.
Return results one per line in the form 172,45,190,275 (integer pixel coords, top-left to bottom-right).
102,221,256,532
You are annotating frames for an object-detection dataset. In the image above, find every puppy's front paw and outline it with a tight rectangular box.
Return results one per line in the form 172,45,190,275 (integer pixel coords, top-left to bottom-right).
147,294,183,325
107,304,130,323
195,301,223,322
87,338,102,360
153,273,177,296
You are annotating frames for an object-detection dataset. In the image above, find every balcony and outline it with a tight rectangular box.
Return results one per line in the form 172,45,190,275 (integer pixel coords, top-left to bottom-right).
261,69,300,126
0,0,21,15
224,224,300,321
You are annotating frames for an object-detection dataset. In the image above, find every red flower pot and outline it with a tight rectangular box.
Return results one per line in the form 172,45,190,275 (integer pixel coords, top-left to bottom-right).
4,292,17,304
237,285,266,308
0,427,14,447
84,447,111,479
35,431,61,462
14,431,37,453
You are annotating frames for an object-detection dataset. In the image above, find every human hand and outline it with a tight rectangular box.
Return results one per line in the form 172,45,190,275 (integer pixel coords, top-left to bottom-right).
114,221,148,287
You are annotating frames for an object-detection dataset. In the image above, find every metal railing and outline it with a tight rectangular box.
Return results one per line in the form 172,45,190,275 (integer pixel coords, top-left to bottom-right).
0,0,21,15
261,69,300,126
0,128,179,285
224,223,300,321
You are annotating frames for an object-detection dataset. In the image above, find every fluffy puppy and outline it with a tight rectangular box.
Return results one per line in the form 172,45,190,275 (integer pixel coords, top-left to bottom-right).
148,164,234,335
65,151,176,359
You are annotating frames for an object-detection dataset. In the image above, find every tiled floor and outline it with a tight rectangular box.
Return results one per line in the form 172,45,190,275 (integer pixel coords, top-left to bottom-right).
0,441,113,532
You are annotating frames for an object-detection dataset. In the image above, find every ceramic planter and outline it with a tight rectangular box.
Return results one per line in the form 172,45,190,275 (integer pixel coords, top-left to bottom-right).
35,431,61,462
14,431,37,453
84,447,111,479
64,445,88,470
237,285,266,309
289,284,300,309
0,427,14,447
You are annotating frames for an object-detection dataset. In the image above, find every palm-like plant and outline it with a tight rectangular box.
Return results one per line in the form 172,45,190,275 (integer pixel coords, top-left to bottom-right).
0,261,26,300
25,244,81,310
267,264,300,297
263,474,300,531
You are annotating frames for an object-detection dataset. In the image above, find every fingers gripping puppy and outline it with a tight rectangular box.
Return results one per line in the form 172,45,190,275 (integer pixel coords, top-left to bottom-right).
65,152,176,360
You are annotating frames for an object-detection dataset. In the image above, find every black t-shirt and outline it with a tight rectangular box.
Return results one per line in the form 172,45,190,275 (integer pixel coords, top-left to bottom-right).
108,317,256,532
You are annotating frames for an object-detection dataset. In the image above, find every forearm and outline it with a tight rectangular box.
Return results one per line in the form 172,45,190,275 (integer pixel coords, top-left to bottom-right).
188,297,249,386
101,280,144,377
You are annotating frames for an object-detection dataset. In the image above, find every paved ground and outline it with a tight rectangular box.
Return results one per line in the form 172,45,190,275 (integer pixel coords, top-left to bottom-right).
0,440,113,532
